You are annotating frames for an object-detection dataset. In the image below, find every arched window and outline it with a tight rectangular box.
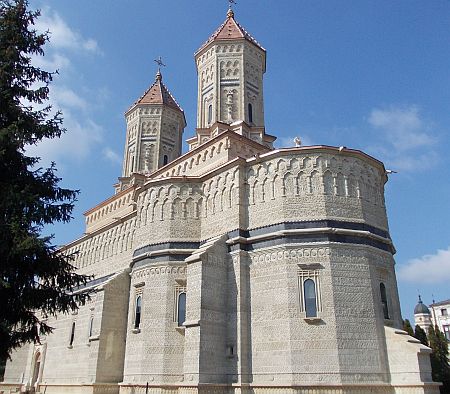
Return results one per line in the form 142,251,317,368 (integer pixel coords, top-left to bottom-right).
88,316,94,337
177,292,186,327
69,322,76,346
134,295,142,329
304,279,317,318
380,283,389,319
248,103,253,123
163,155,169,166
208,104,213,125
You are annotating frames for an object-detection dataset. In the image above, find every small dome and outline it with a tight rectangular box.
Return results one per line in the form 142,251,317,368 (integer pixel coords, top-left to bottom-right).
414,296,430,315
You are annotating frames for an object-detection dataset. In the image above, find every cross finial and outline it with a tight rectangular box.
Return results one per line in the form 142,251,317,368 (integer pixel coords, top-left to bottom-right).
154,56,166,81
154,56,166,71
227,0,236,17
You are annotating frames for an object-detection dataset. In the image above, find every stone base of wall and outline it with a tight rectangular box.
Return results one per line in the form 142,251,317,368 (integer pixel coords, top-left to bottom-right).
0,383,120,394
0,383,21,394
1,383,440,394
116,383,441,394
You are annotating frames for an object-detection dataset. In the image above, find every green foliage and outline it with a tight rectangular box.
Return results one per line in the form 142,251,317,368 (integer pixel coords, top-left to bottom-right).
403,319,414,336
414,324,429,347
428,325,450,393
0,0,91,360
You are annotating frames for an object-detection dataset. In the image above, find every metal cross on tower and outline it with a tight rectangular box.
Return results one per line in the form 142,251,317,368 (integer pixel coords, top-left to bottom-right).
154,56,166,72
228,0,237,9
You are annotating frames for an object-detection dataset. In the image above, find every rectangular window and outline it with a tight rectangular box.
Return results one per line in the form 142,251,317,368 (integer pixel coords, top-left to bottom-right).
441,308,448,316
297,264,323,318
68,321,76,348
443,325,450,341
173,284,187,325
132,283,144,332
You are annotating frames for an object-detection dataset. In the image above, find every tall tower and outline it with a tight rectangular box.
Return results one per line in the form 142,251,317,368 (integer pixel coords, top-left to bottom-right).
414,295,432,332
190,9,274,149
119,70,186,190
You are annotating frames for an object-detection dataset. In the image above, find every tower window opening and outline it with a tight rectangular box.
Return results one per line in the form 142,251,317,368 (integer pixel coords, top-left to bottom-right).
69,322,76,346
163,155,169,166
380,283,389,319
304,279,317,318
208,104,213,125
443,325,450,341
177,292,186,327
88,316,94,337
248,103,253,123
134,295,142,329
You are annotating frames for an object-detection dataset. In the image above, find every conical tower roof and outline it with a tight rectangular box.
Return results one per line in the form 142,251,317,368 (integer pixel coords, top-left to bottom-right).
195,9,265,55
127,71,184,114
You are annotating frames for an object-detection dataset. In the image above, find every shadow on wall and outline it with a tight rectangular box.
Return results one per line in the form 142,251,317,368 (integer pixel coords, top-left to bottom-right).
0,355,5,381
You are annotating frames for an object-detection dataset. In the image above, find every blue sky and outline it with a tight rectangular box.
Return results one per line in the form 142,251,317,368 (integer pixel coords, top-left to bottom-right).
28,0,450,322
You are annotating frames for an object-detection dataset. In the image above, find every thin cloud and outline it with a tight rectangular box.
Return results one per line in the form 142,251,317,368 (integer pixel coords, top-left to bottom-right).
366,105,437,172
24,7,106,168
27,112,103,166
35,9,99,53
368,106,435,151
31,53,71,73
51,85,88,110
398,247,450,284
102,147,122,165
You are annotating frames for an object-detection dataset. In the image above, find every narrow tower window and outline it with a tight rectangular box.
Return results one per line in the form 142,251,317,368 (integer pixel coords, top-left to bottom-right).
248,103,253,123
88,316,94,337
304,279,317,318
134,295,142,329
69,322,75,346
380,283,389,319
163,155,169,166
208,104,213,125
177,292,186,327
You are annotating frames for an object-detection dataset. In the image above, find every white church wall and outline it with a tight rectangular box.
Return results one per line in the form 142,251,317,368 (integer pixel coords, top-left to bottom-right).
248,245,341,385
122,263,187,385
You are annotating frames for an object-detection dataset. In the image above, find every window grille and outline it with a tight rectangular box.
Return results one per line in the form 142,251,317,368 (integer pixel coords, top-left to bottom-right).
297,266,322,317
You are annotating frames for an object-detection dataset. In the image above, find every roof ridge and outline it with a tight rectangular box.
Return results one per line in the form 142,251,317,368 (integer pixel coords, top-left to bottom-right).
234,19,265,51
159,79,184,112
126,75,184,114
195,18,229,56
195,13,265,55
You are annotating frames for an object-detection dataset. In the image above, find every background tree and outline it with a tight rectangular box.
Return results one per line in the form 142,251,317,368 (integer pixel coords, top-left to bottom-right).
428,325,450,393
0,0,90,360
414,324,429,347
403,319,414,336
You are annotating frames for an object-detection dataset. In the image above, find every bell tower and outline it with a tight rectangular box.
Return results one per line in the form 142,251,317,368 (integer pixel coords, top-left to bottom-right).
189,9,274,149
117,68,186,191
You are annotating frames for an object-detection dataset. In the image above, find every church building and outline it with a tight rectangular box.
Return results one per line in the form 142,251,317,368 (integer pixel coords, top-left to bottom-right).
1,8,440,394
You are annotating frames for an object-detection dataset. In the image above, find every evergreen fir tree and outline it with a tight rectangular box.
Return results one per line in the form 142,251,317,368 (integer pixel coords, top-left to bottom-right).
402,319,414,336
414,324,429,347
0,0,91,360
428,325,450,393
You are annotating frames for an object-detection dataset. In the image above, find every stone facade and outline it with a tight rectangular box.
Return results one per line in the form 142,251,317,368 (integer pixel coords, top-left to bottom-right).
0,9,440,394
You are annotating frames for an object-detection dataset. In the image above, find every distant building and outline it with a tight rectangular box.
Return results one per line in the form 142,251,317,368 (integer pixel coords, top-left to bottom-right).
430,299,450,342
414,295,433,332
414,297,450,353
